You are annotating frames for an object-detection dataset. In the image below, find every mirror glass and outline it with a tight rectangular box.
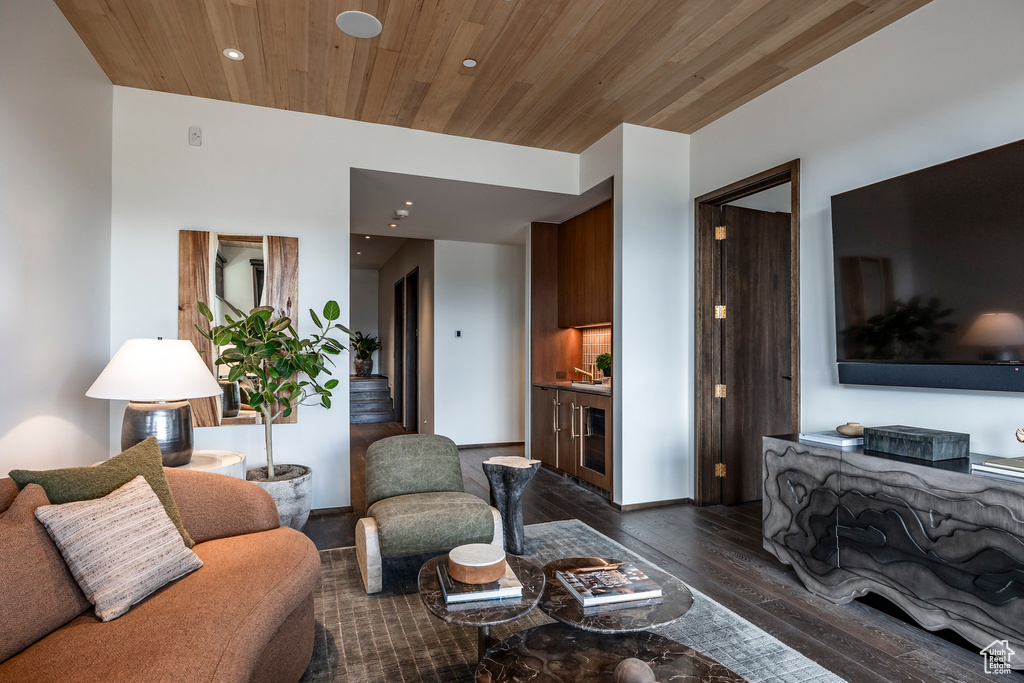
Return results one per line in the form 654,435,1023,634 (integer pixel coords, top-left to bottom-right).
212,236,265,425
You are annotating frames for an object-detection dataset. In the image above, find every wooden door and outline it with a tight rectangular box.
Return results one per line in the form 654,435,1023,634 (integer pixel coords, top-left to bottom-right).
404,269,419,432
556,390,576,475
393,279,404,421
721,205,793,504
531,386,558,468
575,392,613,491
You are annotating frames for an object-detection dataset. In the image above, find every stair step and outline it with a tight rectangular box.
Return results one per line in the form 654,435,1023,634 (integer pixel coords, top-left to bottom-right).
349,389,390,401
350,377,388,392
351,410,396,424
351,398,394,413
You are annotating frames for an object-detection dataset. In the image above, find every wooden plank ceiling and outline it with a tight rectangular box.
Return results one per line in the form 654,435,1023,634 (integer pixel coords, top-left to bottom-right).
54,0,930,153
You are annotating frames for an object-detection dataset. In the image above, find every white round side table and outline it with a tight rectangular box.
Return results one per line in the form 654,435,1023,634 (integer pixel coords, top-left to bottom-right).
175,450,246,479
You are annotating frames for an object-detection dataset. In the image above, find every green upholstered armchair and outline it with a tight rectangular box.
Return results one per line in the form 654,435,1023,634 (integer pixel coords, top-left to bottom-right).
355,434,503,593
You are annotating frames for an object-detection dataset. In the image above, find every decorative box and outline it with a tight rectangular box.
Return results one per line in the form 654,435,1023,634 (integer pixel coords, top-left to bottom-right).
863,425,969,461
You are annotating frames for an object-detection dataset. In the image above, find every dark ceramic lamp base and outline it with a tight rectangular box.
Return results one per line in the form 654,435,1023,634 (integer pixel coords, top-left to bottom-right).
121,400,194,467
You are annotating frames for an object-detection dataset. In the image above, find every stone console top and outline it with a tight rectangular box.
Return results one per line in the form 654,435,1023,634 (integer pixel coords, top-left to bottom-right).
774,433,997,475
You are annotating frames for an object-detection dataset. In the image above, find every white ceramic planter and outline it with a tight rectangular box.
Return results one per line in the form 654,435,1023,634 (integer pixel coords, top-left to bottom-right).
246,464,313,530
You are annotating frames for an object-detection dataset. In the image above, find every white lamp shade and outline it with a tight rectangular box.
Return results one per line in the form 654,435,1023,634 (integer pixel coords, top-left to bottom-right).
87,339,223,401
961,312,1024,347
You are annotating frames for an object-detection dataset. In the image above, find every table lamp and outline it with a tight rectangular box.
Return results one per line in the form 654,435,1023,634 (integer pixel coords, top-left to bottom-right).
961,312,1024,361
87,338,222,466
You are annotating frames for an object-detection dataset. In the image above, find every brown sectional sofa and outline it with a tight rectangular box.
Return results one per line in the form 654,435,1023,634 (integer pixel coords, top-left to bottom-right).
0,468,321,682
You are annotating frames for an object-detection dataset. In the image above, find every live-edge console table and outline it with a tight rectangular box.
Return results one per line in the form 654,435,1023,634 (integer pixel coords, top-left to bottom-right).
763,435,1024,667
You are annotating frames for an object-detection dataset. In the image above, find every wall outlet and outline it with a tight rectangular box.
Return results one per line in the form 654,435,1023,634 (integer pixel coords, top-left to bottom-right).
555,371,567,379
188,126,202,147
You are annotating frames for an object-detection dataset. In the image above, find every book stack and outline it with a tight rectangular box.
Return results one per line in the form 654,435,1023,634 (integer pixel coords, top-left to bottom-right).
437,561,523,605
971,456,1024,482
798,430,863,448
555,562,663,608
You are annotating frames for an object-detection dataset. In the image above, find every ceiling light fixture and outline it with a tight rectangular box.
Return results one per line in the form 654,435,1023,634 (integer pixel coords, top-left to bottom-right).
462,59,478,68
357,251,362,255
389,223,398,228
223,48,244,61
365,235,371,239
405,201,414,206
336,11,383,39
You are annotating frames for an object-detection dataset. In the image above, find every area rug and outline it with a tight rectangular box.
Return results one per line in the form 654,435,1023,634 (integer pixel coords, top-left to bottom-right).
300,519,844,683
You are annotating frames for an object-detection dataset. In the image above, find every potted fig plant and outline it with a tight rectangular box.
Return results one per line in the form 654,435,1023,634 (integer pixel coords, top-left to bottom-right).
196,300,349,530
351,331,382,377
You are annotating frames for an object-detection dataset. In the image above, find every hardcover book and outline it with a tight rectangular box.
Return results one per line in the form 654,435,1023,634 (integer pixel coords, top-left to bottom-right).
555,562,663,607
798,430,864,447
437,561,523,604
983,456,1024,473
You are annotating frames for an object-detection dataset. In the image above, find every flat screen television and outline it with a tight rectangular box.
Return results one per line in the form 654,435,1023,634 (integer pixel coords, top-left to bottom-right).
831,138,1024,392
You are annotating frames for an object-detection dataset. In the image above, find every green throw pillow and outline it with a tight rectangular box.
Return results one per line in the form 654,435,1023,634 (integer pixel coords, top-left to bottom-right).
9,438,194,548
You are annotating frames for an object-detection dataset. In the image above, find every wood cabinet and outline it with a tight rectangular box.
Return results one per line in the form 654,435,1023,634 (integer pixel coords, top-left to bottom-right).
557,200,612,328
533,385,613,493
531,386,559,469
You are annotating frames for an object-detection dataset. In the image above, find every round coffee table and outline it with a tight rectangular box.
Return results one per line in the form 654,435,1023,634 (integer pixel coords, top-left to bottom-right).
419,554,545,660
539,557,694,633
476,622,744,683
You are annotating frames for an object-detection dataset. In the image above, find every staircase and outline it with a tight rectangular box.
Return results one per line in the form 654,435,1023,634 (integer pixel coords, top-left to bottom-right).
350,375,396,424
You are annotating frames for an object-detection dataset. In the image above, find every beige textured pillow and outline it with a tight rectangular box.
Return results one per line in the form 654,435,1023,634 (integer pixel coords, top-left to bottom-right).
34,476,203,622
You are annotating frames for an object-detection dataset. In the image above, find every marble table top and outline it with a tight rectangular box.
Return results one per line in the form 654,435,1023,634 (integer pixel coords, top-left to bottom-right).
483,456,540,469
539,557,694,634
476,622,745,682
418,554,545,627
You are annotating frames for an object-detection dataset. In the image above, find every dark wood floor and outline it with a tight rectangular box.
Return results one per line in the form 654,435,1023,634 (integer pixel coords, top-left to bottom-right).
304,425,1020,683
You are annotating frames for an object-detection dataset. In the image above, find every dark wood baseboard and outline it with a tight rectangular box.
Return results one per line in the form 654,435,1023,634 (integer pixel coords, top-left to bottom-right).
457,441,526,450
611,497,693,512
309,506,353,516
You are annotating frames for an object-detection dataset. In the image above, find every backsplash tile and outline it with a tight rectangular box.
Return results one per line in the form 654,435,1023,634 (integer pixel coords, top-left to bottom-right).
581,326,611,379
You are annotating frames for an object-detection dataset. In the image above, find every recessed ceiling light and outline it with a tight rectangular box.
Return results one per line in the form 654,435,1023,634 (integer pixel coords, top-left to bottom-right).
365,235,371,239
357,251,362,255
462,59,478,68
223,48,244,61
389,223,398,228
405,201,414,206
336,11,382,39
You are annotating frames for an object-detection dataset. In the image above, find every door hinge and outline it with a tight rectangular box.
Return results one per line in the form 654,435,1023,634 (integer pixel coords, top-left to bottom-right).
714,305,726,319
715,463,727,477
714,225,727,240
714,384,726,398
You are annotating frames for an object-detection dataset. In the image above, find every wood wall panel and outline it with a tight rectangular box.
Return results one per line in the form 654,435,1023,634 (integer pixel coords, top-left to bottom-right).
530,222,581,383
52,0,930,153
178,230,222,428
263,235,300,424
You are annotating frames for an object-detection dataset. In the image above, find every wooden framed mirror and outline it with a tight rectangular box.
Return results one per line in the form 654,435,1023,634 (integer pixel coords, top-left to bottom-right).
178,230,299,427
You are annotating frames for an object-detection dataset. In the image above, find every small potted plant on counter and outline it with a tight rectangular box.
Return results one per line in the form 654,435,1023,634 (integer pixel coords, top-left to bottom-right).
596,352,612,385
196,300,349,530
351,331,382,377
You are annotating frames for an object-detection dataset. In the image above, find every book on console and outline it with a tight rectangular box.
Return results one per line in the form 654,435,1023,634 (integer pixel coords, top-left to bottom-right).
555,562,662,607
437,561,523,604
981,456,1024,473
798,430,863,447
971,462,1024,481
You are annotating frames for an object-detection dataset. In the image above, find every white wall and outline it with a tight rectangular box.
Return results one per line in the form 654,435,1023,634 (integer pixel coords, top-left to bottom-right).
690,0,1024,461
349,268,380,374
377,239,435,433
434,241,526,445
0,2,112,474
579,124,692,506
110,86,577,507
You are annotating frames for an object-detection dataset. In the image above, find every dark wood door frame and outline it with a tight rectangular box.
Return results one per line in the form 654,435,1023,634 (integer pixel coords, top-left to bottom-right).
404,268,419,432
694,159,801,506
393,279,405,422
